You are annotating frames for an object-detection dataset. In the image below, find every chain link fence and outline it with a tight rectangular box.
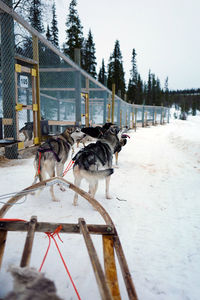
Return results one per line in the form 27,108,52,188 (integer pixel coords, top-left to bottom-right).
0,0,170,158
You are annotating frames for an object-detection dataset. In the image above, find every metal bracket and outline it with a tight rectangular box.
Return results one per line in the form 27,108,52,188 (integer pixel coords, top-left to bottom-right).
45,178,70,188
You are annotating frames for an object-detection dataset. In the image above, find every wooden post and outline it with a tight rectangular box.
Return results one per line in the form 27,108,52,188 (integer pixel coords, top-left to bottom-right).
134,108,137,132
85,78,90,127
20,216,37,267
112,84,115,124
79,218,112,300
107,103,111,122
32,35,41,144
103,235,121,299
132,111,134,129
0,230,7,269
145,111,147,126
114,234,138,300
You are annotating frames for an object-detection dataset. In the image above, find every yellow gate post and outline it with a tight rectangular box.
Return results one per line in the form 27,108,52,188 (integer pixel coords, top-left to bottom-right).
32,35,41,144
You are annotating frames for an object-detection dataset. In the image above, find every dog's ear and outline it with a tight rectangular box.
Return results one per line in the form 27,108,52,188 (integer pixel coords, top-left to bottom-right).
102,122,113,130
81,127,102,138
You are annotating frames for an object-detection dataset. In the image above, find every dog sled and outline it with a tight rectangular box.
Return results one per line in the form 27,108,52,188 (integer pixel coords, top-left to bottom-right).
0,177,138,300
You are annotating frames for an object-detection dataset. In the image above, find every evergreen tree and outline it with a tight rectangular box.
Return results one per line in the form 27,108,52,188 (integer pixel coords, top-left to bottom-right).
82,29,97,78
23,0,44,58
64,0,84,62
136,74,144,104
146,70,152,105
28,0,44,33
127,48,137,103
51,1,59,48
107,40,126,99
164,77,169,106
46,24,51,41
98,59,107,85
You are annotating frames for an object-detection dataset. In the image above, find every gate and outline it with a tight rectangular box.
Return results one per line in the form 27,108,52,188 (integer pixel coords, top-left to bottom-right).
15,60,40,150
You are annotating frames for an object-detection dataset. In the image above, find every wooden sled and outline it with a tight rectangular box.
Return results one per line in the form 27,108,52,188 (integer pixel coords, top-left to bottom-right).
0,177,138,300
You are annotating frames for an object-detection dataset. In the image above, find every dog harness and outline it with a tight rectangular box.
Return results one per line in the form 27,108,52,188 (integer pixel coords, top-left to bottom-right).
37,137,71,163
72,141,112,170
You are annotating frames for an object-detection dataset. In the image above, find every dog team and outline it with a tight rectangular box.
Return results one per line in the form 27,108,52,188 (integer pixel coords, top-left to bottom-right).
32,122,130,204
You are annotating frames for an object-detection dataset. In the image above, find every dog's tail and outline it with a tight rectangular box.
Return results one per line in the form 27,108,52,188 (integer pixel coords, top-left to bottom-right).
82,168,114,179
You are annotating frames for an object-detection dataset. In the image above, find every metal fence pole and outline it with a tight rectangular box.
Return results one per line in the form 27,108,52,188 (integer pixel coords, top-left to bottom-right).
1,0,18,158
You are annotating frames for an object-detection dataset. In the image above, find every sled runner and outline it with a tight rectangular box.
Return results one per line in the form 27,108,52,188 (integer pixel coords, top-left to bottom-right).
0,177,138,300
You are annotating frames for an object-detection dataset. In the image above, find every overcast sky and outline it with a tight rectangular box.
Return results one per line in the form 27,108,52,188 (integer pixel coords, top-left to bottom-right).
56,0,200,91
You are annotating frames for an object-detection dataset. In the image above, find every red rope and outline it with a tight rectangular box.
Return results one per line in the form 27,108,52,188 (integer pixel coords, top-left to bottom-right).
39,225,81,300
38,152,42,175
62,160,75,177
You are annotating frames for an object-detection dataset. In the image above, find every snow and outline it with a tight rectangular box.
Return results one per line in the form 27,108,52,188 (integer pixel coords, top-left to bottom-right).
0,114,200,300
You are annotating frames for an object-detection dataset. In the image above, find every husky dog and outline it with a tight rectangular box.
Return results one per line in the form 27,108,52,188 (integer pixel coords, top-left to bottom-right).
72,124,121,205
115,132,130,166
32,127,84,202
5,266,62,300
19,122,33,142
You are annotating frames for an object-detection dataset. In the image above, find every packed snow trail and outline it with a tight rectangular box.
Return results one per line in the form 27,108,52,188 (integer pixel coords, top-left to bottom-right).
0,117,200,299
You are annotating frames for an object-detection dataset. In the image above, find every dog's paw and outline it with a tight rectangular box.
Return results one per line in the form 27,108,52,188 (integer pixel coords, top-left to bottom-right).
53,198,60,202
106,194,112,199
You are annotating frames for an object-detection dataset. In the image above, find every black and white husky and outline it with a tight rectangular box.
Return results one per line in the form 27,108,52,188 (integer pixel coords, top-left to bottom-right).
72,124,121,205
32,127,85,201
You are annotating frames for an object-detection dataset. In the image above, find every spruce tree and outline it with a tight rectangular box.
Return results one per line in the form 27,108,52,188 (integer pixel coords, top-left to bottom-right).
46,24,51,41
51,1,59,48
146,70,152,105
136,74,144,104
107,40,126,99
82,29,97,78
28,0,44,33
127,48,137,103
64,0,84,62
164,77,169,106
23,0,44,59
98,59,107,85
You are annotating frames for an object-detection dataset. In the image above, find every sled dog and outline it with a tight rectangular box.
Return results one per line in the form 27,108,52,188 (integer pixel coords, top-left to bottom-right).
72,123,121,205
32,127,84,201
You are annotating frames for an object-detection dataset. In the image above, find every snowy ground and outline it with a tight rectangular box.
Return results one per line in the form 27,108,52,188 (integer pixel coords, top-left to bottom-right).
0,114,200,300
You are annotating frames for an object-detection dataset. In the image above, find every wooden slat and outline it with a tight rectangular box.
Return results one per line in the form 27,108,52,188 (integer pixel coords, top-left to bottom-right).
0,230,7,269
0,221,114,235
79,218,113,300
103,235,121,299
114,234,138,300
20,216,37,267
48,120,76,126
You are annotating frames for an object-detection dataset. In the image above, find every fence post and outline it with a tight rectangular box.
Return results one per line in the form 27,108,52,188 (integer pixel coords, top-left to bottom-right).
142,105,145,127
32,35,41,144
74,49,81,126
152,105,155,125
103,92,107,124
117,98,121,127
160,104,163,124
167,107,170,123
111,84,115,124
135,107,137,131
1,0,18,158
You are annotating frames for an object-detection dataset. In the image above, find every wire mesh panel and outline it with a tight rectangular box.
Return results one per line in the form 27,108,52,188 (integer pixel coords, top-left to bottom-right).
0,1,170,159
